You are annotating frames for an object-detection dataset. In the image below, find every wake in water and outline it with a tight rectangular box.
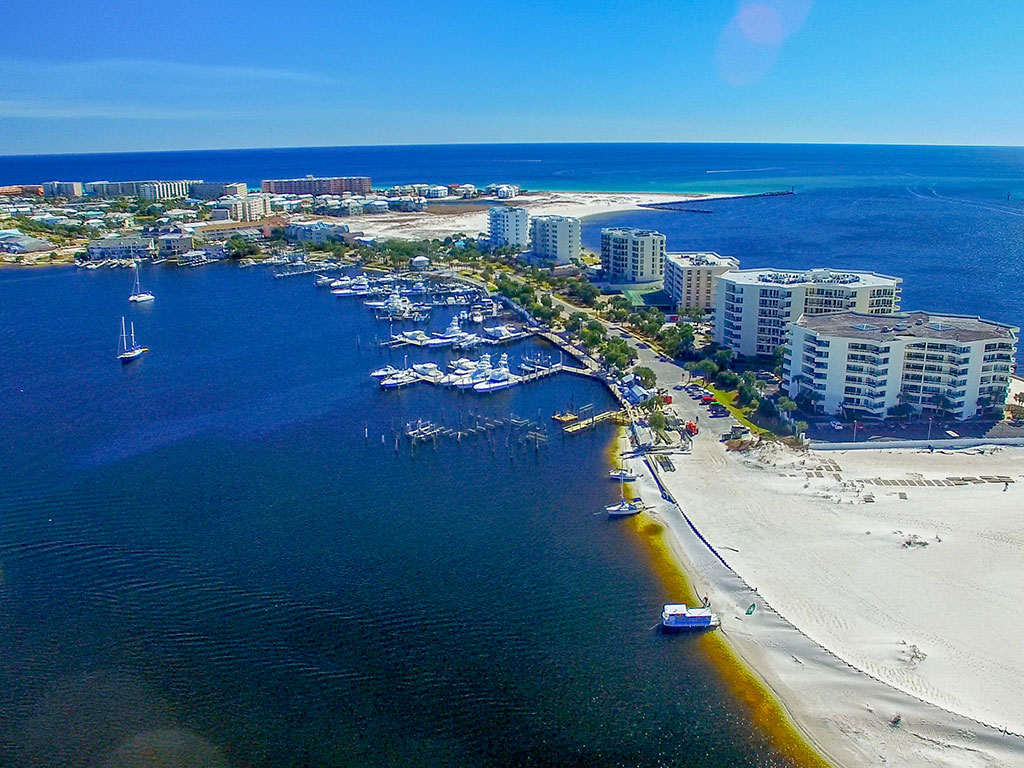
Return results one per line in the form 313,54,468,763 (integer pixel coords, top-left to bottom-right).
705,167,783,174
905,185,1024,217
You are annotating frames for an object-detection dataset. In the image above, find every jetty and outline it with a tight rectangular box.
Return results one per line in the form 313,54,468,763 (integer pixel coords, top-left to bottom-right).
563,408,628,433
638,189,794,211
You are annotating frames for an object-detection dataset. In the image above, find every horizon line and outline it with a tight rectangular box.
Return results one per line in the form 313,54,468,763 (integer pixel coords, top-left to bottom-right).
4,139,1024,160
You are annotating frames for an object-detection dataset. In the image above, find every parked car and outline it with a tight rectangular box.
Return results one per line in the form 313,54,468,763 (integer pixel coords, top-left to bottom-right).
829,420,844,431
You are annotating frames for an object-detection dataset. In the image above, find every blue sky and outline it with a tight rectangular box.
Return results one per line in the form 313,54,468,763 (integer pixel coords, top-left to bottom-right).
2,0,1023,154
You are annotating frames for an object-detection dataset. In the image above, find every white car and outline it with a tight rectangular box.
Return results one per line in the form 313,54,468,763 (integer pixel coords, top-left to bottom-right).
829,420,844,431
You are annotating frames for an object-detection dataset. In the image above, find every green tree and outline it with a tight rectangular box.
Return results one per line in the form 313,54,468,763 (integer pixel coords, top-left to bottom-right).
633,366,657,389
648,409,668,432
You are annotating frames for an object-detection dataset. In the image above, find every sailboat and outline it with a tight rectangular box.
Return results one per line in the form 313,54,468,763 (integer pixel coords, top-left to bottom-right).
117,316,148,362
605,473,645,517
128,261,155,303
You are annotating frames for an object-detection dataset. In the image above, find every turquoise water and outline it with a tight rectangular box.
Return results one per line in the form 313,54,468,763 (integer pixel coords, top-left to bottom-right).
0,265,800,767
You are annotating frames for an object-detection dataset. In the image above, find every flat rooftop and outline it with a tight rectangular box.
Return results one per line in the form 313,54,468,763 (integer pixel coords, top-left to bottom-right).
665,251,738,267
795,311,1018,343
722,267,901,288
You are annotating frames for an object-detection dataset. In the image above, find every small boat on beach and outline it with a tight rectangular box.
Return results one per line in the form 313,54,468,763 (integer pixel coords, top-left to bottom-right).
605,474,644,517
609,468,639,482
117,316,148,362
661,603,720,631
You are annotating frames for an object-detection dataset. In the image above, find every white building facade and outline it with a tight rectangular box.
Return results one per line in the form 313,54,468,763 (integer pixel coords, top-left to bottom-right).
713,268,902,357
664,251,739,311
139,180,199,200
213,194,273,222
86,236,156,260
529,215,580,264
784,311,1018,421
488,206,529,249
599,228,666,284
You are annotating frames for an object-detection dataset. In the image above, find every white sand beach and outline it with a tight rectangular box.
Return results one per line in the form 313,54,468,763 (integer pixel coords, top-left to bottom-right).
625,438,1024,767
336,190,711,241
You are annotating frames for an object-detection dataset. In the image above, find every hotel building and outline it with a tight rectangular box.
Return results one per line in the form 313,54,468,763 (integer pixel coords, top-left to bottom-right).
41,181,84,197
599,228,666,284
663,251,739,311
488,206,529,249
713,268,902,357
529,215,580,264
190,182,248,200
784,311,1018,421
261,176,371,195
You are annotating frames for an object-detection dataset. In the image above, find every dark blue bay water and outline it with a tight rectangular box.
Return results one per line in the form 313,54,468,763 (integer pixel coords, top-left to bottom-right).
0,265,799,767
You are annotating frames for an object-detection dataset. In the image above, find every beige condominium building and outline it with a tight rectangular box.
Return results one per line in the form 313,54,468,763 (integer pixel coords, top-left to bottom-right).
784,310,1018,421
663,251,739,311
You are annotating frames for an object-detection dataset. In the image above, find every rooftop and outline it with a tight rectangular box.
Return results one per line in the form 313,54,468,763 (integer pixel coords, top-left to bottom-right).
666,251,738,267
722,267,901,288
601,227,665,238
795,311,1018,343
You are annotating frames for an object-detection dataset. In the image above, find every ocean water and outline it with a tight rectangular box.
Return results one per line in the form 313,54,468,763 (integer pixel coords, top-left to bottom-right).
0,265,800,767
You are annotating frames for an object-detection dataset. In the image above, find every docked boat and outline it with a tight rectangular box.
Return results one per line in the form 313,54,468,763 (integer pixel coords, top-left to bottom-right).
473,353,513,392
396,329,430,344
609,468,639,482
380,369,417,389
314,274,334,287
370,364,399,379
128,263,154,303
117,316,148,362
454,354,492,389
661,603,720,631
425,316,467,347
412,362,441,376
482,324,516,341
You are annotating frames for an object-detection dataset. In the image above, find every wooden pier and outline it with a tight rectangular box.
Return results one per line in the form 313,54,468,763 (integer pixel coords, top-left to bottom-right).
563,409,628,433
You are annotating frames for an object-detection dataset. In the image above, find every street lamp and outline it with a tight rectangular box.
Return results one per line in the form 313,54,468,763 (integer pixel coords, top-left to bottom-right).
927,416,933,440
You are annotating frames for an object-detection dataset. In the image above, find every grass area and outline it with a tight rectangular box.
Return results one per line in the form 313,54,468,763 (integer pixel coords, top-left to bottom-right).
699,382,773,436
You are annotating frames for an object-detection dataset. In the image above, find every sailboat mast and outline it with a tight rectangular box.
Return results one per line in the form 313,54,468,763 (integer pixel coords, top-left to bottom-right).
129,321,137,347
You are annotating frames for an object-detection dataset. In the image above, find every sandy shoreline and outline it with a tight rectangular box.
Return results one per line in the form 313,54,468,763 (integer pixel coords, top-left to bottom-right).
621,437,1024,767
332,190,717,241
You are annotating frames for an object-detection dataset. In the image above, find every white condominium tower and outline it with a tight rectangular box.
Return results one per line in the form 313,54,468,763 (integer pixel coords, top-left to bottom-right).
600,228,666,283
529,215,581,264
488,206,529,249
713,268,902,357
784,311,1018,421
663,251,740,311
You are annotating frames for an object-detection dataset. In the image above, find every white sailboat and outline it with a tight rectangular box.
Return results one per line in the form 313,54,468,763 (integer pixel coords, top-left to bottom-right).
128,262,155,303
605,474,645,517
117,316,148,362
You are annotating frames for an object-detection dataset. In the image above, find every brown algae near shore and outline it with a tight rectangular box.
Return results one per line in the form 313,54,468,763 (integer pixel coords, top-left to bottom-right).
629,514,832,768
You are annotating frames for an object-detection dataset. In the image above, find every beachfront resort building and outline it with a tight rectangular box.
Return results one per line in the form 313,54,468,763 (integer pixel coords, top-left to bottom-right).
41,181,83,197
488,206,529,249
664,251,740,312
600,228,666,284
784,311,1018,421
139,180,202,200
86,236,156,261
529,215,580,264
189,182,248,200
261,176,371,195
713,268,902,357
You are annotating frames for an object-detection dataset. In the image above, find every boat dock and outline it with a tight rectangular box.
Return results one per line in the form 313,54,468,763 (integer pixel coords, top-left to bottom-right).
563,408,628,433
273,264,346,278
400,414,548,446
381,331,533,349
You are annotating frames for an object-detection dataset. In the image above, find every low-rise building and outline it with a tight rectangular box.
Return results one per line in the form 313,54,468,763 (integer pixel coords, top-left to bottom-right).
600,228,666,284
284,220,350,244
86,236,156,260
0,232,53,253
488,206,529,249
784,311,1018,421
157,234,195,258
424,185,449,198
714,268,902,357
211,194,272,222
529,215,580,264
663,251,739,312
